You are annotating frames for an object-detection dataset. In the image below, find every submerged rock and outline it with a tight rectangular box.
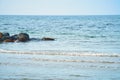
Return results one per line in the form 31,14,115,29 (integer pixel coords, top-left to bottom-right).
30,38,40,41
41,37,55,41
17,33,30,42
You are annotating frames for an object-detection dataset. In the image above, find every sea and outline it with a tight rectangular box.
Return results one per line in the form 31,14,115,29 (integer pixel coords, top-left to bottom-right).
0,15,120,80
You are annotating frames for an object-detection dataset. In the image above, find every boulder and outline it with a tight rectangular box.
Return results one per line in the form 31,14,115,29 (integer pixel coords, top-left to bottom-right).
3,33,10,37
17,33,30,42
41,37,55,41
1,36,10,41
10,34,18,41
0,32,3,38
0,32,10,41
0,38,3,42
3,38,14,42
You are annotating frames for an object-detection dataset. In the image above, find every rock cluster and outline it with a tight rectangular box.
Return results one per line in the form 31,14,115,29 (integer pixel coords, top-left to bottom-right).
0,32,55,43
0,32,30,42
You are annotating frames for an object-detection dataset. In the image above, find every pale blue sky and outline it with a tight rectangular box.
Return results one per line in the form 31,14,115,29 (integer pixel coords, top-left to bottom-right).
0,0,120,15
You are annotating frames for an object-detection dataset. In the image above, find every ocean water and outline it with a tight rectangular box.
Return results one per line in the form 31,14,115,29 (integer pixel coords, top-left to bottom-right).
0,15,120,80
0,15,120,53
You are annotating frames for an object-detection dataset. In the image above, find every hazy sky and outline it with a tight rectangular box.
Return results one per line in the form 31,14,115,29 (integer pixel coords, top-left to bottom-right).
0,0,120,15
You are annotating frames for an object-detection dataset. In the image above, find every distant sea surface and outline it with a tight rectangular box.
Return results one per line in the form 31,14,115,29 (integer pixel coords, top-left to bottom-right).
0,15,120,80
0,15,120,53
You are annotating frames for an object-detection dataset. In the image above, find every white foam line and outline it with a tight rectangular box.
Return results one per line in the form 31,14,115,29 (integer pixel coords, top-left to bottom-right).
22,58,120,64
0,49,120,57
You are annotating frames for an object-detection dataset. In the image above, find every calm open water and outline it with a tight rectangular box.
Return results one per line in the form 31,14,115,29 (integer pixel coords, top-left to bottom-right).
0,15,120,80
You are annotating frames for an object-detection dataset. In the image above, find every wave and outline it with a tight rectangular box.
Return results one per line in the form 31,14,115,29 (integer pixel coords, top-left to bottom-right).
1,57,119,65
0,49,120,57
23,58,120,64
1,61,119,69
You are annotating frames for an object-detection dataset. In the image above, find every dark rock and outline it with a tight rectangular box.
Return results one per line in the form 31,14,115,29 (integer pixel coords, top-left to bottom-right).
17,33,30,42
1,36,10,41
3,33,10,37
1,32,10,41
0,39,3,42
10,34,18,41
0,32,3,42
3,38,14,42
41,37,55,41
0,32,3,38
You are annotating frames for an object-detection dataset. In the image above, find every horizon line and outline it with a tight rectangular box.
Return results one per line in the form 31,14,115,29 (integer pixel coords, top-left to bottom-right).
0,14,120,16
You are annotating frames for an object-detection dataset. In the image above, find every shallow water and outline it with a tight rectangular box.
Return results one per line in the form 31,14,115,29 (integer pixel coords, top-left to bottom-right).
0,52,120,80
0,15,120,80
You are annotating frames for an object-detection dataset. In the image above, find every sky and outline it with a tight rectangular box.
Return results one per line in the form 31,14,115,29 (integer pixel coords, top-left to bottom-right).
0,0,120,15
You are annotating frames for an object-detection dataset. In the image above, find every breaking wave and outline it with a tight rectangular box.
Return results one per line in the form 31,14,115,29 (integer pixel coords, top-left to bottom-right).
0,49,120,57
22,58,120,64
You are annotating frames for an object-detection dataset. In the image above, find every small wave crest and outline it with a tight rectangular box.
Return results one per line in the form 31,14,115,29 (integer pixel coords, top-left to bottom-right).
0,49,120,57
27,58,120,64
